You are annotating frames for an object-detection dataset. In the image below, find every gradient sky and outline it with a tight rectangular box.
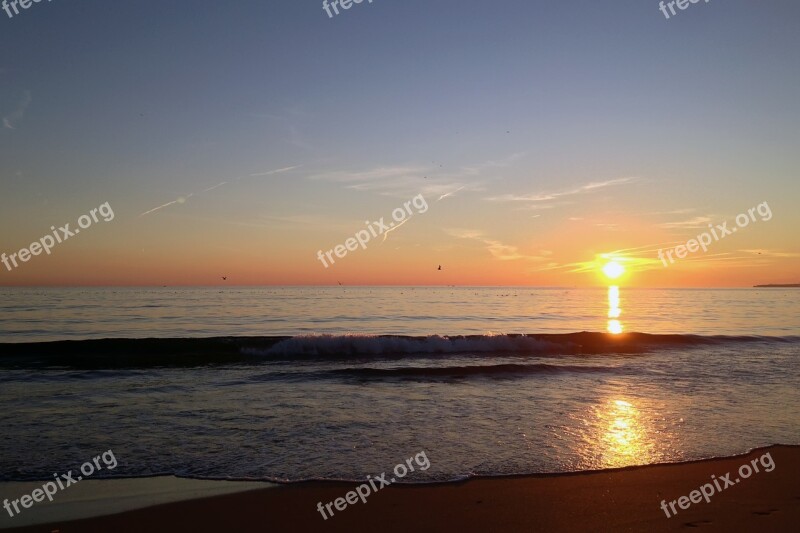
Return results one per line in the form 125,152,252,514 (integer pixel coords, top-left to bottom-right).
1,0,798,287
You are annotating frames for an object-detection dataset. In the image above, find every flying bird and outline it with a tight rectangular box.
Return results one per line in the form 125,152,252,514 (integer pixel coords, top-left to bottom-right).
437,265,442,271
222,276,227,281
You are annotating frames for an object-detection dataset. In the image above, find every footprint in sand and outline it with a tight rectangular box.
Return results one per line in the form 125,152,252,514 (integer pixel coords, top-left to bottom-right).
684,520,713,528
752,509,779,516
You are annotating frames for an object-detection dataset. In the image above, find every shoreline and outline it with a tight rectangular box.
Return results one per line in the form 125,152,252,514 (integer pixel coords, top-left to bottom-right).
3,444,798,532
0,477,275,529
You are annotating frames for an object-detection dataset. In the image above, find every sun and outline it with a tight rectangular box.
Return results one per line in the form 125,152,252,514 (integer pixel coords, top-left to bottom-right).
602,261,625,280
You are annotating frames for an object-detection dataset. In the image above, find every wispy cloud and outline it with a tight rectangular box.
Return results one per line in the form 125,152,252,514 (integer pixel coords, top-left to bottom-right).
487,177,638,205
657,216,713,229
637,207,698,216
3,90,31,130
251,107,314,150
531,242,798,276
249,165,300,177
215,213,354,232
260,214,334,226
533,250,669,274
522,203,561,211
308,166,425,184
308,164,479,199
308,154,523,200
444,228,549,262
139,165,300,217
604,241,686,256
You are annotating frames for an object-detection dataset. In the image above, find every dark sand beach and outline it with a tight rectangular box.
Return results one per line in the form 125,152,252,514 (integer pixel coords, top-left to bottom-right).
5,445,798,533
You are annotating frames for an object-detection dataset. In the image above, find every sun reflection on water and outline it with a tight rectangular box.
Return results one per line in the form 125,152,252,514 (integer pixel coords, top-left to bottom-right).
600,399,648,467
575,395,672,470
607,285,623,334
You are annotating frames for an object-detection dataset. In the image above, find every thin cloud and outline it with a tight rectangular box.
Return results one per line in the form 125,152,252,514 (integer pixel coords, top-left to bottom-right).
487,177,639,205
250,108,313,150
444,228,549,262
249,165,301,177
3,90,31,130
482,152,528,168
444,228,485,240
637,207,698,216
657,216,713,229
547,246,793,275
308,154,521,199
522,203,561,211
332,165,474,198
605,241,687,256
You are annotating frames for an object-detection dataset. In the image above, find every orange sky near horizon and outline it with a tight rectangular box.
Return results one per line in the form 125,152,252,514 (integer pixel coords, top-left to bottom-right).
1,189,797,288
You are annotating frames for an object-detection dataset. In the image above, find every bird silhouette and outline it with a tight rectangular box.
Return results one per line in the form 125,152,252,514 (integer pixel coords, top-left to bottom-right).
437,265,442,271
222,276,227,280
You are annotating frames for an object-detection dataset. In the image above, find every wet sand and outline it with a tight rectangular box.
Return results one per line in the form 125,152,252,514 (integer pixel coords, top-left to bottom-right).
3,445,798,532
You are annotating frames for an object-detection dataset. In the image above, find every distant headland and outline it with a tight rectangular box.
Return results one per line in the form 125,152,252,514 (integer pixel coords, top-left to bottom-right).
753,283,800,288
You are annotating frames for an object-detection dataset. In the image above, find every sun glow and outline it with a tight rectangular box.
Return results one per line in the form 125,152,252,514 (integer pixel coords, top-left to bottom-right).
602,261,625,279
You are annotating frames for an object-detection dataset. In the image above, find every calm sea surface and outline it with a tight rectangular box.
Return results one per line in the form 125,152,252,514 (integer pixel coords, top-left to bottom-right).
0,287,798,484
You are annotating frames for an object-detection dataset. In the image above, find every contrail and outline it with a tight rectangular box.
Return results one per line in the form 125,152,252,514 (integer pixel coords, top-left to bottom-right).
249,165,301,177
382,218,409,242
437,186,465,202
201,182,228,193
139,194,193,217
139,165,300,217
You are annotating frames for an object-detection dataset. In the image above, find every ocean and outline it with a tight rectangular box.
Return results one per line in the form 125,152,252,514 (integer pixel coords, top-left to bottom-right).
0,287,798,484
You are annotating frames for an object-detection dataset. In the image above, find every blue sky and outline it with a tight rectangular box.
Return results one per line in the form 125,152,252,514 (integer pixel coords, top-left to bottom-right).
1,0,799,285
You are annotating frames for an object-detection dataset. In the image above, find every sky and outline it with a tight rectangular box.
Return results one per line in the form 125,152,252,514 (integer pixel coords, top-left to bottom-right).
1,0,798,287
